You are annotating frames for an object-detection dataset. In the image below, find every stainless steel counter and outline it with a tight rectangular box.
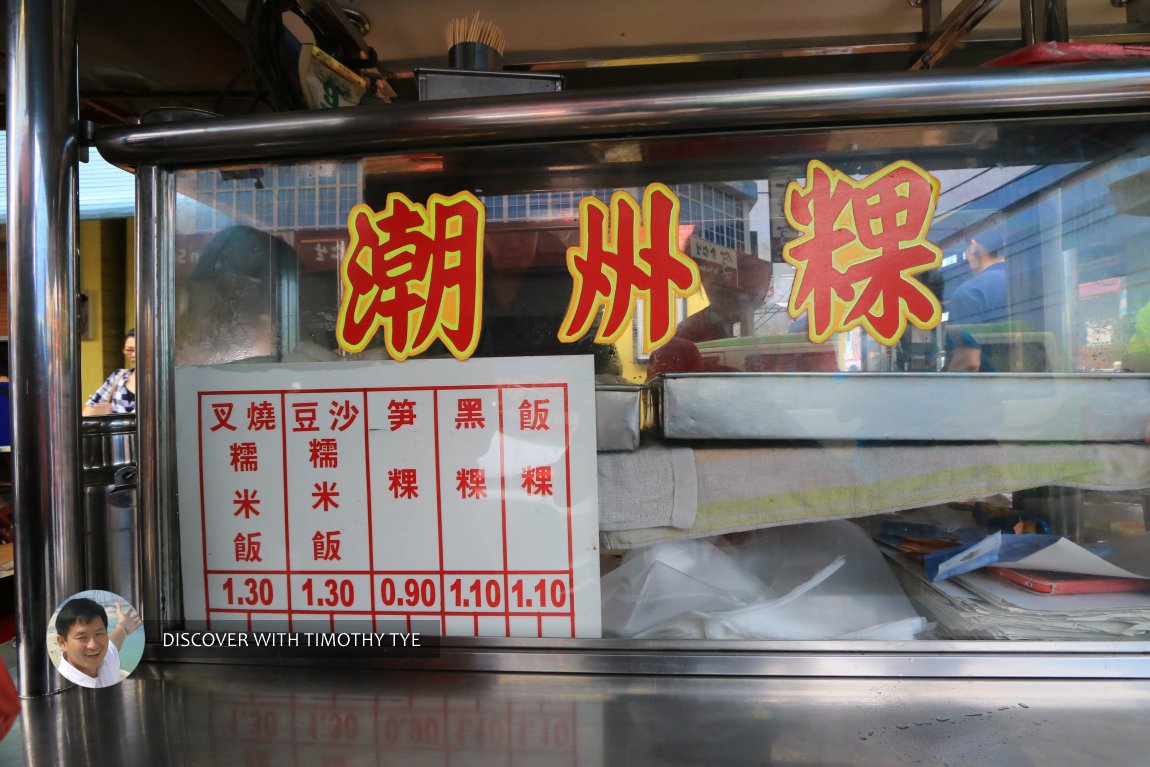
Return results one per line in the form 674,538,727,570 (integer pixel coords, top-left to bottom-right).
4,643,1150,767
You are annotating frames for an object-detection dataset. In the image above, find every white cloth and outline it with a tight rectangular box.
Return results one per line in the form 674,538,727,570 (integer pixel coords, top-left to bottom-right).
600,442,1150,549
598,442,696,531
58,641,121,688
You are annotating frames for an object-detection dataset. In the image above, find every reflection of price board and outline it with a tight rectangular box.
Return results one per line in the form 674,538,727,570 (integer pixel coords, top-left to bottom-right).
688,236,739,287
176,356,601,638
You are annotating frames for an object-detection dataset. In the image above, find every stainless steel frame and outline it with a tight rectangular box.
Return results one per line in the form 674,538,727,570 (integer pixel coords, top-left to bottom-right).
135,163,182,635
86,61,1150,679
96,62,1150,166
7,0,82,698
145,638,1150,678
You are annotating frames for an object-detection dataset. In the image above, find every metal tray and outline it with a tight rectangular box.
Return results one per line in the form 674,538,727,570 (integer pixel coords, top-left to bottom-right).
596,384,641,451
647,372,1150,442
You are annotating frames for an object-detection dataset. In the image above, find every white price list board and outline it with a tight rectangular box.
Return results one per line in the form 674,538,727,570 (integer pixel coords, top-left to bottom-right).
175,356,601,638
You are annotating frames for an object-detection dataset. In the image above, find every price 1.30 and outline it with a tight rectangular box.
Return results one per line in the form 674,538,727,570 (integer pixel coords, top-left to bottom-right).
302,578,355,608
222,576,275,607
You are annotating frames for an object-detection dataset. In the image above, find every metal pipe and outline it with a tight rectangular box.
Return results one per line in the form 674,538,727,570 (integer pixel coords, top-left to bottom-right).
1021,0,1070,45
135,164,182,635
910,0,1002,70
96,62,1150,167
7,0,81,697
135,108,209,636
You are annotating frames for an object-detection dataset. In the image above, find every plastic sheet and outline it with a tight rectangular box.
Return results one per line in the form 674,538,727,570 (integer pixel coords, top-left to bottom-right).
984,42,1150,68
601,520,929,639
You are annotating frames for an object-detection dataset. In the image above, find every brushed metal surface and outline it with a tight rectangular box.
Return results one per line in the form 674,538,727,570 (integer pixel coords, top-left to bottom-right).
95,63,1150,166
4,655,1150,766
135,158,185,634
7,0,84,697
595,385,641,451
653,372,1150,441
138,639,1150,678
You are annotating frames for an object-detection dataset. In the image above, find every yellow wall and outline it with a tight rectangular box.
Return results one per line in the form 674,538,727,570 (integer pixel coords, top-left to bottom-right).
78,219,133,401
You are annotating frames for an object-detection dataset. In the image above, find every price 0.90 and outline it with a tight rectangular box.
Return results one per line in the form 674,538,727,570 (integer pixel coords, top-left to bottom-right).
379,577,437,608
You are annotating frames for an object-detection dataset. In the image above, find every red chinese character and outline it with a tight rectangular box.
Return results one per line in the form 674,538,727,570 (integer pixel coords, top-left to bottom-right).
233,489,261,518
559,184,701,354
388,398,416,431
210,402,237,432
520,466,554,497
454,398,485,430
312,530,342,561
293,402,319,432
247,401,277,431
455,468,487,499
309,438,339,469
518,399,550,431
329,399,360,431
311,481,340,511
229,442,259,472
336,193,485,361
784,160,943,346
233,532,262,562
388,468,419,499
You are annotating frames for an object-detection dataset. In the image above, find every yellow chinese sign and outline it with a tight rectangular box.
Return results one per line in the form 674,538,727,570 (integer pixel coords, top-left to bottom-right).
336,192,485,361
783,160,943,346
332,184,712,361
559,183,701,355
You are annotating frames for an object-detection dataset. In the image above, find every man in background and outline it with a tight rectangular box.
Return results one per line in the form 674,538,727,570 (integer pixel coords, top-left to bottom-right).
946,226,1008,372
949,232,1007,326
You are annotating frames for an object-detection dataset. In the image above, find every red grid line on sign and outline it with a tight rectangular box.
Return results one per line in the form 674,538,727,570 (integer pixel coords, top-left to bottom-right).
196,383,570,396
498,387,510,636
562,384,575,638
198,392,211,630
198,382,578,636
432,388,447,633
280,392,294,631
361,390,378,633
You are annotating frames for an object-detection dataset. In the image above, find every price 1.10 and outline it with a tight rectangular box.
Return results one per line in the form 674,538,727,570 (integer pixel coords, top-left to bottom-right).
446,577,569,613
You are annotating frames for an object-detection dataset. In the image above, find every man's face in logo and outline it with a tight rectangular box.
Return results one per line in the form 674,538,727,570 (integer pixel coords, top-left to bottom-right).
57,617,109,677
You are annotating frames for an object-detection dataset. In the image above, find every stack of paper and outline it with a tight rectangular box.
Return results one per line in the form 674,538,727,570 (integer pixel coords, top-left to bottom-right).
885,550,1150,640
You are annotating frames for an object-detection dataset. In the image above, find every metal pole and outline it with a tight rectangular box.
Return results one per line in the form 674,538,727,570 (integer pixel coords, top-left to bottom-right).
135,108,211,635
95,62,1150,167
7,0,82,696
1021,0,1069,45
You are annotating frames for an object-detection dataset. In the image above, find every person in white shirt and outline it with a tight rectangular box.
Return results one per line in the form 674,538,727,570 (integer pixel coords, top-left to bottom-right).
54,597,142,688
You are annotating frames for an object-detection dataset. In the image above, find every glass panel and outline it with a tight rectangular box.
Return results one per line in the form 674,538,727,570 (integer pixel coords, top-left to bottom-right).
171,115,1150,644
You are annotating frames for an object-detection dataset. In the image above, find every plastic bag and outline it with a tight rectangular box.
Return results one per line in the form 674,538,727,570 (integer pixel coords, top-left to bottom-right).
601,521,929,640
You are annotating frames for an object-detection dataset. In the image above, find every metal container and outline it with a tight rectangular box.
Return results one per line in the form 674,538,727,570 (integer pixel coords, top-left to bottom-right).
81,414,135,471
448,42,503,72
81,415,138,601
415,67,564,101
595,384,642,451
648,372,1150,442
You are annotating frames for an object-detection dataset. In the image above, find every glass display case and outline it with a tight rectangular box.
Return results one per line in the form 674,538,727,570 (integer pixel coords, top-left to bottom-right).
155,107,1150,658
89,66,1150,676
